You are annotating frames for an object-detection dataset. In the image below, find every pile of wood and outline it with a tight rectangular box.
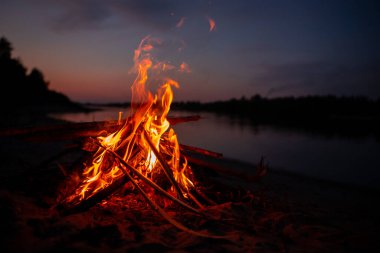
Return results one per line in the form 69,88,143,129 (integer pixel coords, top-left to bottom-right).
0,116,266,237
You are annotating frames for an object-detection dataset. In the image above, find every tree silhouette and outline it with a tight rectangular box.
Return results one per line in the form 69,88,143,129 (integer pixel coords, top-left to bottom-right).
0,36,76,109
28,68,49,93
0,37,12,59
0,37,27,104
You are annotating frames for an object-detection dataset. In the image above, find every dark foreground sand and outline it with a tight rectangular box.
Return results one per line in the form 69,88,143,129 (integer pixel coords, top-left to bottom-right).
0,118,378,252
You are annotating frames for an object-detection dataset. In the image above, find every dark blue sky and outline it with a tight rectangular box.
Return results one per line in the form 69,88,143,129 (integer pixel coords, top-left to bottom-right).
1,0,379,102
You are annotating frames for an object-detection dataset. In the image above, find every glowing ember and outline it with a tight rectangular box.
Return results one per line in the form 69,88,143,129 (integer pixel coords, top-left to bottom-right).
63,36,194,206
179,62,191,73
207,16,216,32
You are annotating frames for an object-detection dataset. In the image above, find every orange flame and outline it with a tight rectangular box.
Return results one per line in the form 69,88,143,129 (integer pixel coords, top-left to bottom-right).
64,37,194,205
179,62,191,73
207,16,216,32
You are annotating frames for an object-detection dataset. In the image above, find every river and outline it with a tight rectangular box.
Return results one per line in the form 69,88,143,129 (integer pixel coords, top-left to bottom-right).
50,106,380,189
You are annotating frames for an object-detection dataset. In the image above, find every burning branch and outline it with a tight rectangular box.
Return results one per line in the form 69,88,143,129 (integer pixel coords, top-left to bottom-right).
56,138,225,238
94,138,200,214
112,155,224,238
143,130,185,200
52,36,250,239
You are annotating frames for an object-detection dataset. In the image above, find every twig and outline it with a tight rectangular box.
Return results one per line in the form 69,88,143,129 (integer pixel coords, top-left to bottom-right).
188,192,204,209
180,144,223,158
114,154,225,238
56,175,130,215
143,130,184,200
193,188,217,206
94,139,200,214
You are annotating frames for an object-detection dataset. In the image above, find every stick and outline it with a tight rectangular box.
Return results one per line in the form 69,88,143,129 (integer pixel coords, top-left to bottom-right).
56,175,130,215
95,140,227,223
193,188,217,206
91,141,224,237
188,192,205,209
179,144,223,158
143,130,185,200
115,156,225,238
169,115,201,125
94,140,200,214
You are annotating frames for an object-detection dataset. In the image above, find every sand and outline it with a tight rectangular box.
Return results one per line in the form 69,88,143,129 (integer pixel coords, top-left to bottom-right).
0,118,378,252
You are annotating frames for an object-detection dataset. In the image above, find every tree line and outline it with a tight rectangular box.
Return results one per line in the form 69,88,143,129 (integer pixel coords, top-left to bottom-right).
0,37,76,110
171,95,380,138
172,95,380,122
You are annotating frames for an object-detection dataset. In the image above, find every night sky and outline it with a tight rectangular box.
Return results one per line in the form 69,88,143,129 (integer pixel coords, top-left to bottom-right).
1,0,379,102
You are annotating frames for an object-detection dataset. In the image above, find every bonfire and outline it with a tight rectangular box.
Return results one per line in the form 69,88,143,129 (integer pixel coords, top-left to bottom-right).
0,36,266,237
55,37,228,237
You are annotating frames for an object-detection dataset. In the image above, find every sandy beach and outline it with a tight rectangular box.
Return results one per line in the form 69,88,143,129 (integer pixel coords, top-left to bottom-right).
0,116,378,253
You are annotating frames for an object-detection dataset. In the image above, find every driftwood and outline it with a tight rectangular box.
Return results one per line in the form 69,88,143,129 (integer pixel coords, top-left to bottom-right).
0,115,201,141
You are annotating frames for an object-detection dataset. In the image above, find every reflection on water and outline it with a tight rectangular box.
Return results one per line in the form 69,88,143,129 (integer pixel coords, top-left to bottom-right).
50,107,380,188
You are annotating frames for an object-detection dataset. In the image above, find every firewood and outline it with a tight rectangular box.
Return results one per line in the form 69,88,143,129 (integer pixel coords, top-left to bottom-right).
94,139,200,214
143,130,185,200
56,140,225,238
56,175,130,215
115,157,226,238
179,144,223,158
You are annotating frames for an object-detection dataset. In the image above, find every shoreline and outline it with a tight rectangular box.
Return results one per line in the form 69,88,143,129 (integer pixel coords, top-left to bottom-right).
3,108,378,192
4,109,378,192
0,142,377,252
0,112,378,252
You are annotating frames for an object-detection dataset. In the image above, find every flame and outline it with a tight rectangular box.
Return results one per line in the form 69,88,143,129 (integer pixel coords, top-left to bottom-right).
152,62,176,72
64,37,194,205
207,16,216,32
179,62,191,73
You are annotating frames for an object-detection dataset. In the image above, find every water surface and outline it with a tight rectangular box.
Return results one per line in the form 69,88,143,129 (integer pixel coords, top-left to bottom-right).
50,106,380,188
